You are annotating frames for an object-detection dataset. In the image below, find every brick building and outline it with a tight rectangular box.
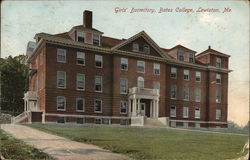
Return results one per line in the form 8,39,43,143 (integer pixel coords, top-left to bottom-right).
13,11,231,128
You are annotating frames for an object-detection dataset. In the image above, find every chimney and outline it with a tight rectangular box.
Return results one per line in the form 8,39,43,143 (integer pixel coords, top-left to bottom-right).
83,10,92,28
208,45,211,49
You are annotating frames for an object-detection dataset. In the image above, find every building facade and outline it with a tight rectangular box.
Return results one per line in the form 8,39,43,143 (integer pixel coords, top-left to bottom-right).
13,11,231,128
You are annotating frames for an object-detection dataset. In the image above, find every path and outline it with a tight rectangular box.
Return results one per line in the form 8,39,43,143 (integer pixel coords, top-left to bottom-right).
1,124,130,160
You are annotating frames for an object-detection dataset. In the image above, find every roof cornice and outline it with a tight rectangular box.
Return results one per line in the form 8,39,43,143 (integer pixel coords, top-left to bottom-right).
196,51,230,58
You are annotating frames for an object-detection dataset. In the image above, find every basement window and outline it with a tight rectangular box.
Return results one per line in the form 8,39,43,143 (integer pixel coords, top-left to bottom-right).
57,117,65,123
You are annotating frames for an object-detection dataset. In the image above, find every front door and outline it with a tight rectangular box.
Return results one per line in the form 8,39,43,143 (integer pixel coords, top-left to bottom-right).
140,103,146,116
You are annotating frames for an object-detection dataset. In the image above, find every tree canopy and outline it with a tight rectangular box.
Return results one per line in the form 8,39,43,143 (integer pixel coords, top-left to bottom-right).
0,55,28,116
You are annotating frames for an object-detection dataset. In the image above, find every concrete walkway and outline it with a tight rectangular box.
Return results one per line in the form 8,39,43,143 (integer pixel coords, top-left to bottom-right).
1,124,130,160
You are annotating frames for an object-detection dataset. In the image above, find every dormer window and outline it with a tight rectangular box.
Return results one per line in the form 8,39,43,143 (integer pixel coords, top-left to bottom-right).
178,51,184,61
77,31,84,42
189,54,194,63
143,44,150,54
216,57,221,68
132,42,139,52
93,34,100,46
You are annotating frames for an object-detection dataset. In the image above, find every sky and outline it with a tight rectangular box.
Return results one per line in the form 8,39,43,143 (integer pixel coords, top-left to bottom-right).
1,0,249,126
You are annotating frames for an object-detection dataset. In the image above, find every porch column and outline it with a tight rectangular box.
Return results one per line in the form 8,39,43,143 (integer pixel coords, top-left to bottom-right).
152,100,155,118
156,100,159,118
128,99,131,117
132,98,136,116
137,99,141,116
42,112,45,123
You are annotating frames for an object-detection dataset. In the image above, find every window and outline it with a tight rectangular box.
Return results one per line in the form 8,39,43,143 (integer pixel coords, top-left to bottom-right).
120,101,128,114
195,72,201,82
40,54,43,65
183,107,189,118
216,109,221,120
170,121,176,127
76,52,85,65
93,34,100,46
77,31,84,42
121,57,128,70
195,88,201,102
137,76,144,88
132,42,139,52
216,57,221,68
170,85,177,99
216,74,221,84
95,55,103,68
95,76,102,92
195,108,200,119
76,98,84,112
170,106,176,117
170,67,177,78
137,60,145,73
57,96,66,111
183,70,189,80
94,118,102,124
153,82,160,90
178,51,184,61
183,122,188,128
120,78,128,94
153,63,160,75
120,119,129,125
94,99,102,112
57,71,66,88
143,44,150,53
76,73,85,90
183,87,189,101
189,54,194,63
195,123,200,128
39,73,43,89
57,117,65,123
57,49,66,63
102,118,111,125
76,118,84,124
215,90,221,103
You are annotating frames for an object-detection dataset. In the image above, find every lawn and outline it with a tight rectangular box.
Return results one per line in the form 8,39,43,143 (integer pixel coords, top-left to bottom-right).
0,129,54,160
27,124,248,160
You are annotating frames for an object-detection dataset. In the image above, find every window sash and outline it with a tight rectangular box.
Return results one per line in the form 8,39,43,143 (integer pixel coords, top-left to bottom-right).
137,61,145,73
153,82,160,90
120,78,128,94
137,77,144,88
170,85,177,99
170,67,177,78
77,31,84,42
57,49,66,62
77,52,85,65
95,76,102,92
196,72,201,81
195,88,201,102
95,55,103,67
183,107,189,118
121,58,128,70
216,90,221,103
77,73,85,90
120,101,128,114
183,87,189,100
57,71,66,88
57,96,66,110
184,70,189,80
94,100,102,112
143,45,150,53
133,42,139,51
93,34,100,45
170,106,176,117
154,63,160,75
76,98,84,111
216,109,221,120
195,108,200,118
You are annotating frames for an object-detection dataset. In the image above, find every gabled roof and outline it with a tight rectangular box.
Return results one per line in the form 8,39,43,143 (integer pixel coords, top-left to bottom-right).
70,25,103,34
167,44,197,53
196,48,230,58
101,36,125,48
111,31,171,59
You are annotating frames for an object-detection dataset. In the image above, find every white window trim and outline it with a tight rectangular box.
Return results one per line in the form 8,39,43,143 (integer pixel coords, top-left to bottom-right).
143,44,150,54
57,48,66,63
76,52,85,66
195,71,201,82
153,63,160,75
216,74,221,84
215,90,221,103
183,107,189,118
76,98,85,112
120,57,128,71
76,73,85,91
183,87,189,101
93,34,100,46
77,31,85,42
170,85,177,100
183,69,189,81
170,67,177,79
132,42,139,52
137,60,145,73
170,106,176,117
57,71,66,89
120,78,128,94
94,99,102,113
95,76,103,93
195,88,201,102
216,109,221,120
195,108,201,119
120,101,128,114
95,55,103,68
57,96,66,111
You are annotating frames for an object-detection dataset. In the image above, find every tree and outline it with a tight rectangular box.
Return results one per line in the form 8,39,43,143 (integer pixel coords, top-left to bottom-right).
0,55,28,116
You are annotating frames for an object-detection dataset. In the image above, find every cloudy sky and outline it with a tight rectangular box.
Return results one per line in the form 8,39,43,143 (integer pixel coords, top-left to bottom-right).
1,0,249,126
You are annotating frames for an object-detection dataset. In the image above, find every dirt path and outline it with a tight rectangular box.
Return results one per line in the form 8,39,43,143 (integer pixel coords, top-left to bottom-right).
1,124,130,160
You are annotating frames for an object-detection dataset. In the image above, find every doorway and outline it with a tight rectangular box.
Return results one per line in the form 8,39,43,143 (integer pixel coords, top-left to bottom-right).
140,103,146,116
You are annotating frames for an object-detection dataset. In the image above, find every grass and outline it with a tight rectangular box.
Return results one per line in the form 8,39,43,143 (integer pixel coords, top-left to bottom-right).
26,124,248,160
0,129,54,160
